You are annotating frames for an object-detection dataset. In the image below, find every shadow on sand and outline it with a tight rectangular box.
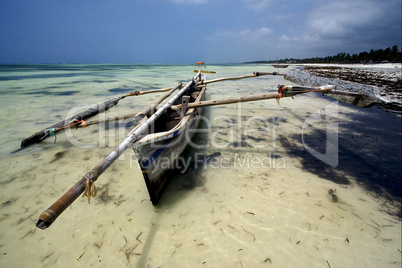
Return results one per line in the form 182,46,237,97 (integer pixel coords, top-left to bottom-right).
279,103,401,217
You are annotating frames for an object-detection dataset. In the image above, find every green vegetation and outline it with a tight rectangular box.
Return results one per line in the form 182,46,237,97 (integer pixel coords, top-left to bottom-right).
248,45,402,64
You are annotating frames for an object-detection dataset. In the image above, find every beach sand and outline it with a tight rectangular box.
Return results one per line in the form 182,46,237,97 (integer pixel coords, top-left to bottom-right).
0,64,400,267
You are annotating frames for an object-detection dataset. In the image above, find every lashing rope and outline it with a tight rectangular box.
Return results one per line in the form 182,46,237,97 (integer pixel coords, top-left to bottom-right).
276,85,331,104
125,91,142,97
44,119,88,143
82,176,97,204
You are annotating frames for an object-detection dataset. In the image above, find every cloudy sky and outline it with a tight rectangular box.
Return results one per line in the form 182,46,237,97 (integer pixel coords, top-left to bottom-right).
0,0,400,64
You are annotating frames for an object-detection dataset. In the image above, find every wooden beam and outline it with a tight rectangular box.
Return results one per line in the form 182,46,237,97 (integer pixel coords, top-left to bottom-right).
171,87,332,110
202,72,285,85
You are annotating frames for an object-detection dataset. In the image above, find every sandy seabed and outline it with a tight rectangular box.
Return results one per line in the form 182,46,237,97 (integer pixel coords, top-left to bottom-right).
0,64,400,267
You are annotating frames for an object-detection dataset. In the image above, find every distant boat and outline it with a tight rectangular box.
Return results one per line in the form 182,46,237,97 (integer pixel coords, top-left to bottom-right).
194,61,216,73
272,64,288,68
195,61,205,67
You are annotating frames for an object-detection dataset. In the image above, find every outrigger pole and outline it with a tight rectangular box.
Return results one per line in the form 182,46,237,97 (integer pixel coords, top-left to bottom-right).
171,85,334,110
36,74,199,230
201,72,286,84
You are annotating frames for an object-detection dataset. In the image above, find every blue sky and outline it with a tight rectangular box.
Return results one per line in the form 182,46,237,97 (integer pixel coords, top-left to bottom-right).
0,0,401,64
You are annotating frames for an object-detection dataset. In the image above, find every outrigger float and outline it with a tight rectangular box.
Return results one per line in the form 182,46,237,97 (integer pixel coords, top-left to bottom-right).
26,70,360,230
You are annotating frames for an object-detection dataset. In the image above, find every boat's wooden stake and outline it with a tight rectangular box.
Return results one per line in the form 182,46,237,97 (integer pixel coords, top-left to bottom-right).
180,96,190,118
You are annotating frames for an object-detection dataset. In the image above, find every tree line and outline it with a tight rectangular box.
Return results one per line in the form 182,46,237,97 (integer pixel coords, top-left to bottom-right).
249,45,402,64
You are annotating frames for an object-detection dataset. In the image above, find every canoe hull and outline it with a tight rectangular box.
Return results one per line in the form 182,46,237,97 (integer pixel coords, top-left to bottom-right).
132,84,206,205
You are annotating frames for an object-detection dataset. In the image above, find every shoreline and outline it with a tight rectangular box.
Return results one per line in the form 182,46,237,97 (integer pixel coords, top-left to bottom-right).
285,63,402,109
297,63,401,69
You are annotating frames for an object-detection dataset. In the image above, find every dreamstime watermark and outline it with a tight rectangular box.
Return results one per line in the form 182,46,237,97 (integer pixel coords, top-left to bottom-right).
63,101,339,167
129,152,287,172
64,102,284,152
301,101,339,167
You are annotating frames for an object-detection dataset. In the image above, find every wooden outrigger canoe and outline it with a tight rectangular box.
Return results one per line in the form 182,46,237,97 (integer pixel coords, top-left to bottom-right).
193,70,216,73
272,64,288,68
133,72,207,205
34,70,340,230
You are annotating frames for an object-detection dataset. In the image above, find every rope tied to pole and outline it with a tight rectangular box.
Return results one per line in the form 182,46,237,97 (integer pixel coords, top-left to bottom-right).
125,91,142,97
69,119,87,128
43,128,58,143
276,84,333,104
82,172,97,204
276,85,288,104
43,119,88,143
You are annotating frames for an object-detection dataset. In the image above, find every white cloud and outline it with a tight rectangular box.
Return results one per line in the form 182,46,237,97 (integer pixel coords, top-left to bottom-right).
171,0,208,4
213,27,273,42
277,34,321,48
244,0,274,11
240,27,273,39
307,0,383,38
273,0,401,57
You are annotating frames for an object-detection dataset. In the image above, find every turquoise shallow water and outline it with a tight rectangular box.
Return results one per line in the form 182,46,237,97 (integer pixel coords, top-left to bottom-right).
0,64,401,267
